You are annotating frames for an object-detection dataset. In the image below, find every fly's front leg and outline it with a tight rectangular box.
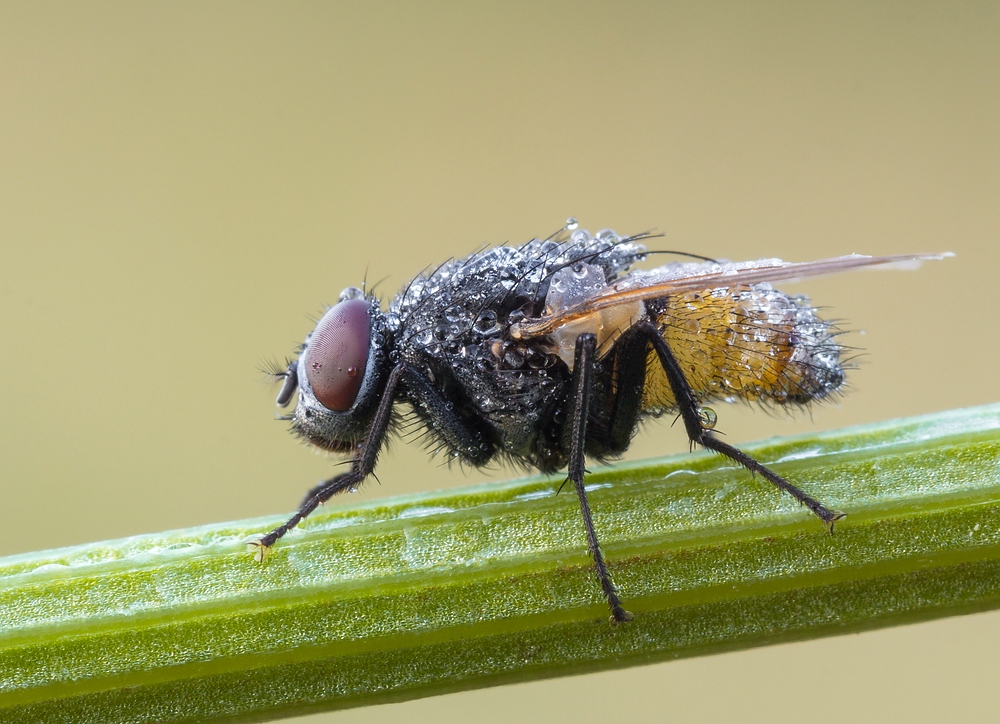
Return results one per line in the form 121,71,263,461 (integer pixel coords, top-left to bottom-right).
248,363,406,560
565,333,632,623
636,319,844,530
401,365,494,466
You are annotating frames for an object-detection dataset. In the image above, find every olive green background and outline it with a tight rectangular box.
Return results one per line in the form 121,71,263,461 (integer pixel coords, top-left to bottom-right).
2,2,997,722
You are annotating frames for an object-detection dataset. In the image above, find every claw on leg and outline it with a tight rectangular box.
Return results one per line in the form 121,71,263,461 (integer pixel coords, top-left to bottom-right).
245,537,273,563
611,607,634,624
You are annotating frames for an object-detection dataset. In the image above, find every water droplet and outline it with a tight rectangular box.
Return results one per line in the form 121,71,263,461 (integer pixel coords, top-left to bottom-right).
338,286,365,302
682,319,701,335
473,310,499,335
526,349,548,369
565,217,578,230
504,349,525,368
699,407,718,430
347,366,358,378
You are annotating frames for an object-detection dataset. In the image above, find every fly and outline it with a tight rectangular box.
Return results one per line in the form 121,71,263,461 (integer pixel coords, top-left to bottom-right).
250,221,949,622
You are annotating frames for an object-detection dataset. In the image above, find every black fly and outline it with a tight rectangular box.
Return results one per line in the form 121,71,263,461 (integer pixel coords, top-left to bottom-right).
251,221,946,622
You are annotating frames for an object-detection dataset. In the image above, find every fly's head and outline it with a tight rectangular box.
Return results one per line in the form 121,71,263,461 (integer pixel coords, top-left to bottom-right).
277,287,393,453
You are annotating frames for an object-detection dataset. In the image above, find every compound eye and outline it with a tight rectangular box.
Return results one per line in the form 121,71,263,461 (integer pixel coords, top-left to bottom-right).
304,299,371,411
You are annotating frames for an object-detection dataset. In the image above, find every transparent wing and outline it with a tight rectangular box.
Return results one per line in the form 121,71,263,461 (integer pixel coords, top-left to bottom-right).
511,252,951,339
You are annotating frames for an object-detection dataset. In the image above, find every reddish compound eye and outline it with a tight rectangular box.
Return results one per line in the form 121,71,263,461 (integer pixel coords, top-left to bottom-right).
303,299,371,411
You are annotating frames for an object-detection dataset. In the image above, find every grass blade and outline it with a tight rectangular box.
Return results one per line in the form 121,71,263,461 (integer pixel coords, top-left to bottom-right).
2,404,1000,723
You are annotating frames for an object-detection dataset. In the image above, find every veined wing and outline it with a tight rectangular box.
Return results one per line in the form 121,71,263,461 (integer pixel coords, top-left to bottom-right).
511,252,951,339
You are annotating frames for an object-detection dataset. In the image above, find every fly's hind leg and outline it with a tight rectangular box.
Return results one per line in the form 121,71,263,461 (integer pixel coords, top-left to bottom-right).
635,319,845,530
564,333,632,623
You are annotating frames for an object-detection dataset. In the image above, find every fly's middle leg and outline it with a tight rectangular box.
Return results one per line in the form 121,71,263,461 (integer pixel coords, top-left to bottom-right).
565,333,632,623
636,319,845,530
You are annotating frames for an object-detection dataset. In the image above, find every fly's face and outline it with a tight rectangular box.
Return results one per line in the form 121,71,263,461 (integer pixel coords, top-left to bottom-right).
277,286,392,454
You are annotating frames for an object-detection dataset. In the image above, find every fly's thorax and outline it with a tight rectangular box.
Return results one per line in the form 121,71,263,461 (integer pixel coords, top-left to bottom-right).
291,298,394,453
388,232,647,359
640,284,845,411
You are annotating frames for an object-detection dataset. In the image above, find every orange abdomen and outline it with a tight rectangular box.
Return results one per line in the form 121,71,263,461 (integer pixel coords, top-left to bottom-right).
640,284,845,412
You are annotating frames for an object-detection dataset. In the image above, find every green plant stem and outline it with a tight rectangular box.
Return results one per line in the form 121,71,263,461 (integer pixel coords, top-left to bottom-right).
2,405,1000,723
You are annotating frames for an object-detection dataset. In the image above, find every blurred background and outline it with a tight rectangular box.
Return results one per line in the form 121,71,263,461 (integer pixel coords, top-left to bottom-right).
1,2,997,721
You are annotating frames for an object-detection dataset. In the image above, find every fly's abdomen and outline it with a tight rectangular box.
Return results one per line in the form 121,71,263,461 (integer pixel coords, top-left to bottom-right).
640,284,845,411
